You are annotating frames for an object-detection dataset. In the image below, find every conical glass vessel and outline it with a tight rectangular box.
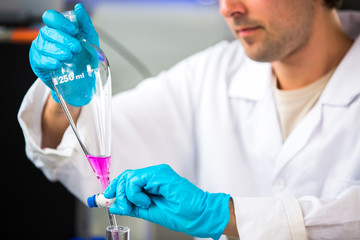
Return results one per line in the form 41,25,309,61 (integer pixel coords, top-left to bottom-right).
50,10,112,191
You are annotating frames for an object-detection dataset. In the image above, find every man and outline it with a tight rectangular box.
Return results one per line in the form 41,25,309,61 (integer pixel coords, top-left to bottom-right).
19,0,360,239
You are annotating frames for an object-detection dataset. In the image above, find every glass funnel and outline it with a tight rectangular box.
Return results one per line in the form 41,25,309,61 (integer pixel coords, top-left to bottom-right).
50,10,112,191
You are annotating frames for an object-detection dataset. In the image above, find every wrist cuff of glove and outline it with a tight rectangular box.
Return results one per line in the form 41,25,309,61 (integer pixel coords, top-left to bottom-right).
196,192,231,239
50,89,60,104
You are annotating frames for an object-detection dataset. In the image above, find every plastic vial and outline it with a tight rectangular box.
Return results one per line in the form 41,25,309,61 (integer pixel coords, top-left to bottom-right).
87,193,115,208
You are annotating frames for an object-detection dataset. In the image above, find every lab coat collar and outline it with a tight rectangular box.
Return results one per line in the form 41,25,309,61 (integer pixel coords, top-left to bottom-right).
228,34,360,107
319,34,360,107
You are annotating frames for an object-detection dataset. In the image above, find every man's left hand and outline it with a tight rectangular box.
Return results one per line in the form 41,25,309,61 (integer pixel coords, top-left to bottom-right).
104,164,231,239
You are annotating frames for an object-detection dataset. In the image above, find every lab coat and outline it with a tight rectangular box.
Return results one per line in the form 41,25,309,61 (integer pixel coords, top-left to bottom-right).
18,11,360,240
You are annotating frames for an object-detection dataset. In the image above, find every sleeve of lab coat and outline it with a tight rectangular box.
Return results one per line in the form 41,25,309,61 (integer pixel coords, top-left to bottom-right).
233,185,360,240
17,79,102,201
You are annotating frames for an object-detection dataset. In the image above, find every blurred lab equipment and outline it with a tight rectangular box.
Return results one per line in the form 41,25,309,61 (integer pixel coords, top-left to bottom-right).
106,226,130,240
0,0,64,26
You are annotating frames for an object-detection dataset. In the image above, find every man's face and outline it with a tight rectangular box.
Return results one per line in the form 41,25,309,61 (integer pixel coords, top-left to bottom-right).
220,0,315,62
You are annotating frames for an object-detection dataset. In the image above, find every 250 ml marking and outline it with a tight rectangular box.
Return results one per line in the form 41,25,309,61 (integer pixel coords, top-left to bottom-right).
54,72,85,85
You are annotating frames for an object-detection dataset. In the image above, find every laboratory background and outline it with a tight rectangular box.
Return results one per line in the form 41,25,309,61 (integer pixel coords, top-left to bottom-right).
2,0,360,239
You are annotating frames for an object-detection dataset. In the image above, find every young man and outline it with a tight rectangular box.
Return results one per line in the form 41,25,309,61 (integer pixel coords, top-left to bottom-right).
19,0,360,239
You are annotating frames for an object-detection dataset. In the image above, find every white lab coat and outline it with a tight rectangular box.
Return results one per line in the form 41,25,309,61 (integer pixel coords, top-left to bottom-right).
18,11,360,240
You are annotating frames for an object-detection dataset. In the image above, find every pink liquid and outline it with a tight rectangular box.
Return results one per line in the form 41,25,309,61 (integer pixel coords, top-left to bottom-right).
86,155,111,191
87,155,120,240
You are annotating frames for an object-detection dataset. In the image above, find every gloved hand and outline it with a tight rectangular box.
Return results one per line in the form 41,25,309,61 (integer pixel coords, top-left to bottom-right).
29,3,99,106
104,164,231,239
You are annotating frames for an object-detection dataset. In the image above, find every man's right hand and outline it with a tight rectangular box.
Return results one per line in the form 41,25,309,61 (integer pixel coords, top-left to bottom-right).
29,3,99,93
32,3,97,148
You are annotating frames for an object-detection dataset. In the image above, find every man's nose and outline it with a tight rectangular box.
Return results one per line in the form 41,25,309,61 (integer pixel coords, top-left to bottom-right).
219,0,247,18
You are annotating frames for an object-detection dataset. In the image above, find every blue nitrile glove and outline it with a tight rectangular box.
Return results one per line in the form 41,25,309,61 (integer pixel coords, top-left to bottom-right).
29,3,99,105
104,164,231,239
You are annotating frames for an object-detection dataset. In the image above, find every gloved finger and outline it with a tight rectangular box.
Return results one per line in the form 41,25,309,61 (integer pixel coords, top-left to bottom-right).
41,26,81,53
30,42,60,87
30,42,61,70
33,31,73,61
107,171,133,215
129,204,149,220
141,164,183,198
128,196,166,226
42,9,78,36
125,170,152,209
29,42,61,89
74,3,100,47
50,90,60,103
104,174,120,199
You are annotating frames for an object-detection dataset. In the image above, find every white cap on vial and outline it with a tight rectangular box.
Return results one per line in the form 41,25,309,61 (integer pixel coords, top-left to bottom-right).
87,193,115,208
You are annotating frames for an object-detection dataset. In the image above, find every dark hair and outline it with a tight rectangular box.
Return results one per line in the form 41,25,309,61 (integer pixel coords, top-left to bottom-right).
324,0,343,8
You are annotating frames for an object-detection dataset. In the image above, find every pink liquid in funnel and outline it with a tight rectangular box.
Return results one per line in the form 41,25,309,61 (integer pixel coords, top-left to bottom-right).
87,155,120,240
86,155,111,191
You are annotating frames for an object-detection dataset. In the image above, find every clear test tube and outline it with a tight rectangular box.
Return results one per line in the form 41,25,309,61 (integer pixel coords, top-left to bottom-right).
106,225,130,240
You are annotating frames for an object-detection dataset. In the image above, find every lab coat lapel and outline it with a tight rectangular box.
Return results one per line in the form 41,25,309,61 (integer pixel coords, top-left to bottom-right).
228,35,360,178
228,56,283,163
273,104,322,177
273,34,360,178
318,35,360,107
